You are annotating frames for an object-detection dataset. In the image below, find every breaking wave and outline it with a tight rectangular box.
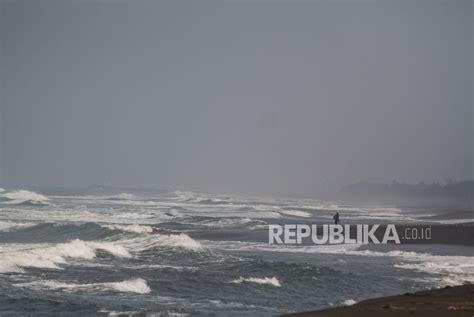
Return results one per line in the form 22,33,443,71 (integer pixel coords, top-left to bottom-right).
101,224,154,233
203,240,474,287
393,256,474,286
0,239,131,273
110,233,202,252
201,239,362,254
231,276,281,287
183,217,267,229
0,189,50,206
0,226,203,274
172,190,200,202
106,193,139,200
15,277,151,294
278,210,311,218
0,221,36,232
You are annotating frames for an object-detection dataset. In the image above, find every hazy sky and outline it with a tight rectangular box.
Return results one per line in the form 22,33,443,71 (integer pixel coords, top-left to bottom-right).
1,0,472,197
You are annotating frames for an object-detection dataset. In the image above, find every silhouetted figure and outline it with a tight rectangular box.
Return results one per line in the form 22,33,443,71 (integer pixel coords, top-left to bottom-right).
333,212,340,225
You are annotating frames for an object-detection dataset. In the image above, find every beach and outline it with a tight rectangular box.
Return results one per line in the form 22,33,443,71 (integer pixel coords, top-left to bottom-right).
282,284,474,317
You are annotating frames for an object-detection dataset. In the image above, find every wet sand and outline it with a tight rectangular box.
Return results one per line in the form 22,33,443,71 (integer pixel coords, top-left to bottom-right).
282,284,474,317
190,222,474,246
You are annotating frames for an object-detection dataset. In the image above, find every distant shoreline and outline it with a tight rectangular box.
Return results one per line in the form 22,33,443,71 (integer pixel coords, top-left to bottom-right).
281,284,474,317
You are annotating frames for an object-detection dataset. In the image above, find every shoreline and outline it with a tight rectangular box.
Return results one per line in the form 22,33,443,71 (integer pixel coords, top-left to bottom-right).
281,284,474,317
190,222,474,246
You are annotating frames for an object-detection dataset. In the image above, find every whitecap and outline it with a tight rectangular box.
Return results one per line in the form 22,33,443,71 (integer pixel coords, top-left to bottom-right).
102,223,154,233
108,193,138,200
231,276,281,287
113,233,202,252
202,240,474,287
278,210,311,218
0,189,49,202
0,239,131,273
15,277,151,294
0,220,36,232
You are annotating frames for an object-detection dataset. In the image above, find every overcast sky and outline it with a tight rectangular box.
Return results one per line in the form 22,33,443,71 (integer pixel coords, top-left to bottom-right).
0,0,472,197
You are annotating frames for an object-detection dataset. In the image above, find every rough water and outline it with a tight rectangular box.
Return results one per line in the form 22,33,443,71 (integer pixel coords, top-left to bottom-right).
0,187,472,316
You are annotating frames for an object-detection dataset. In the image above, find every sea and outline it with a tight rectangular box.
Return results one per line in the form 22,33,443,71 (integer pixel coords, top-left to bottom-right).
0,187,472,316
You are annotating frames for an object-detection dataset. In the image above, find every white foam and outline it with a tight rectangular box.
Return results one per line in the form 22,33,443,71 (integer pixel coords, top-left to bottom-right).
16,277,151,294
172,190,199,202
114,212,155,219
332,249,474,287
0,189,49,202
109,193,138,200
0,239,131,273
99,309,182,317
231,276,281,287
0,208,161,226
201,239,361,254
0,220,35,232
0,231,201,274
98,309,143,317
342,299,357,306
113,233,202,252
106,278,151,294
102,223,154,233
125,264,198,272
394,257,474,286
203,240,474,287
196,217,267,228
278,210,311,218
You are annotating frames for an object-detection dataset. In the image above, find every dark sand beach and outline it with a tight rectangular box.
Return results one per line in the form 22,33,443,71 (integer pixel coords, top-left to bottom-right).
282,284,474,317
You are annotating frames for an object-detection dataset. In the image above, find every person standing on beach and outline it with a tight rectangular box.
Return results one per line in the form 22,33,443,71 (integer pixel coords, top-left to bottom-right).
333,212,340,225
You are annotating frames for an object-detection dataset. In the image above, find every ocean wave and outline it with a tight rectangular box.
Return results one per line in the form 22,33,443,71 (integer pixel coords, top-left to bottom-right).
15,277,151,294
231,276,281,287
110,233,202,252
203,240,473,287
124,264,199,272
0,220,203,260
0,189,49,202
282,202,415,221
99,309,143,317
0,239,131,273
106,193,138,200
102,224,154,233
0,222,121,242
0,208,163,226
99,309,182,317
189,217,267,229
172,190,200,202
201,240,361,254
114,212,156,219
278,210,311,218
0,220,36,232
393,257,474,286
0,189,50,206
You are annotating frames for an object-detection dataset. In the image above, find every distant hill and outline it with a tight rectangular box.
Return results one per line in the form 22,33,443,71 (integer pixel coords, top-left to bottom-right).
339,180,474,204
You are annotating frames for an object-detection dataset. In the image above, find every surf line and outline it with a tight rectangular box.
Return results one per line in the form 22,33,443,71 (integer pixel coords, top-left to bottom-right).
268,224,401,245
